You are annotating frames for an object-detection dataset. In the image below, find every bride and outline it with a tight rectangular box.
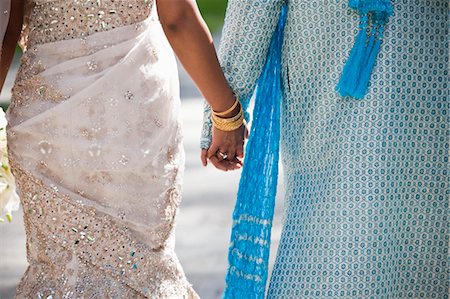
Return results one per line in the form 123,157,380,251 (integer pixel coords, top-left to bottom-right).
0,0,245,298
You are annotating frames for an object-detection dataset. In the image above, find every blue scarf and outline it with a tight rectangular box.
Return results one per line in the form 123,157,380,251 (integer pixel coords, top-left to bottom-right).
223,1,393,298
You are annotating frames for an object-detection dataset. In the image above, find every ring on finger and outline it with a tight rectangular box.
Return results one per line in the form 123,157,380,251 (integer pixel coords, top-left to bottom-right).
217,151,228,160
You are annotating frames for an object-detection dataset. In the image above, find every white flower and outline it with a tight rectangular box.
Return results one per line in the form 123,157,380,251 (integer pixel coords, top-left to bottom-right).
0,108,20,223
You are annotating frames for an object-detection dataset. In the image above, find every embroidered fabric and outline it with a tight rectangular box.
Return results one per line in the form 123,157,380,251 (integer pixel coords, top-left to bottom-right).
24,0,153,47
12,162,193,299
8,1,199,298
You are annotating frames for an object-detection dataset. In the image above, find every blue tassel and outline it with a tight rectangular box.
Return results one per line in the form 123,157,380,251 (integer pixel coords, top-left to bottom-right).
222,3,287,299
337,14,369,97
361,25,378,68
337,1,392,99
354,22,385,97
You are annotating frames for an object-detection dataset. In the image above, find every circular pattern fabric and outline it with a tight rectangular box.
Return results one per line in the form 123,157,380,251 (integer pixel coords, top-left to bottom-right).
272,0,448,298
203,0,448,298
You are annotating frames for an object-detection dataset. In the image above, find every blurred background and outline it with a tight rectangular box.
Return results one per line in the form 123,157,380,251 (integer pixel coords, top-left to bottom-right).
197,0,227,33
0,2,285,298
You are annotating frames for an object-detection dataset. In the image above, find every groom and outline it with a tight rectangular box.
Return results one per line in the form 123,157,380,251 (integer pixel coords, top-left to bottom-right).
202,0,449,298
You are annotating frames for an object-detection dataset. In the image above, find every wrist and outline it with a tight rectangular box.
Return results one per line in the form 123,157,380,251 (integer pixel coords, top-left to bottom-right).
219,101,241,118
210,91,237,114
211,95,240,118
211,97,244,132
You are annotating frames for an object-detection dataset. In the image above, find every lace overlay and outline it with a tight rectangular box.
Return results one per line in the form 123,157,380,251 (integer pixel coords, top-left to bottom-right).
9,1,198,298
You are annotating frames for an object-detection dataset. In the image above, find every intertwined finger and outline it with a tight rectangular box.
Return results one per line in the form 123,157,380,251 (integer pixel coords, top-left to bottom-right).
207,144,220,160
208,155,229,171
218,147,229,161
226,147,236,163
207,146,242,171
236,142,244,160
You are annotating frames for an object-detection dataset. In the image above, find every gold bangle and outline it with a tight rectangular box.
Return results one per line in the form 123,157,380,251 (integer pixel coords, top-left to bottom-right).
211,106,244,131
212,115,243,130
211,105,243,124
212,113,244,131
212,96,240,117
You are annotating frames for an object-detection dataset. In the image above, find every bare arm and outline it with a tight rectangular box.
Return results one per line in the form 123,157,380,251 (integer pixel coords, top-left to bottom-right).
0,0,24,92
157,0,246,170
156,0,235,114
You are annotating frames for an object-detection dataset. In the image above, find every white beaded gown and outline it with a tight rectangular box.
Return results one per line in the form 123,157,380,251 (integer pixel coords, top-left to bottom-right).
4,0,198,298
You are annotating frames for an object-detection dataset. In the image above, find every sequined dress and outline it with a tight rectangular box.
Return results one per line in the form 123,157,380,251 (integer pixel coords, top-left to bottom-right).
6,1,198,298
201,0,449,298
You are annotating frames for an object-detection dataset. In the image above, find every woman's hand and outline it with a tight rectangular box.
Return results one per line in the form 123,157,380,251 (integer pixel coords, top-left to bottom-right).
158,0,247,171
201,124,248,172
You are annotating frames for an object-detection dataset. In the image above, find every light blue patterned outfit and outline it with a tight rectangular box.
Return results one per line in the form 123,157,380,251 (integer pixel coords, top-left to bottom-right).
201,0,449,298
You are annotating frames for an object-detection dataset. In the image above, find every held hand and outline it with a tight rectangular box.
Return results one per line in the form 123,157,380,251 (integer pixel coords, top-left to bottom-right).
201,124,248,172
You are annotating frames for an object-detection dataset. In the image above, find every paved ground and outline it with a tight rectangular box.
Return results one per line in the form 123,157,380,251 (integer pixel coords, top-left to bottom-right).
0,48,285,299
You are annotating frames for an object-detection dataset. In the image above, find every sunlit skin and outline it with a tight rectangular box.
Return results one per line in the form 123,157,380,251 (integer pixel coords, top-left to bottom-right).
146,0,247,171
0,0,246,172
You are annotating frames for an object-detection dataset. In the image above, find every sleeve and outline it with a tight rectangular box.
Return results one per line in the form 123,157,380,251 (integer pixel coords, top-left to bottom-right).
200,0,284,150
